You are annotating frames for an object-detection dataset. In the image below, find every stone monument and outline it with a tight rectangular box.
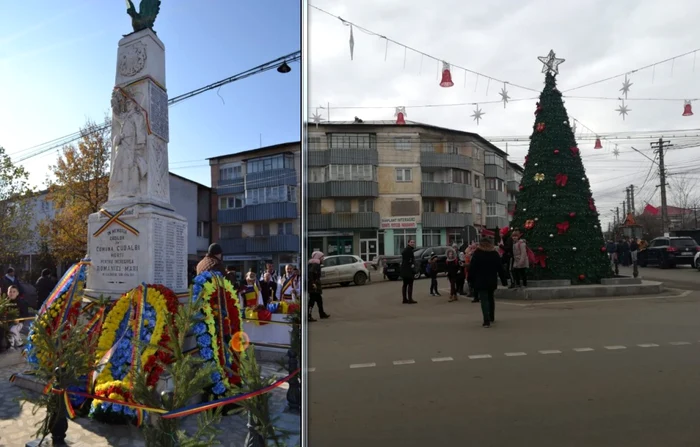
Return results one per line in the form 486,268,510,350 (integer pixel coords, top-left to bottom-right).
84,1,188,299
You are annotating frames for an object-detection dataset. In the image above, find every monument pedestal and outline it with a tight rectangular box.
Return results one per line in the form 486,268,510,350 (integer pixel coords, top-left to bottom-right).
84,204,188,299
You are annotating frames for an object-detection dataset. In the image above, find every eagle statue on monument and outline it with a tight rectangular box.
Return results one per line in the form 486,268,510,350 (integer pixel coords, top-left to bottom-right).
125,0,161,33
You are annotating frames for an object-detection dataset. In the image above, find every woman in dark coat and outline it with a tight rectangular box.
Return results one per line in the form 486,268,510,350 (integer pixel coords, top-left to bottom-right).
445,248,460,302
400,240,417,304
468,237,507,328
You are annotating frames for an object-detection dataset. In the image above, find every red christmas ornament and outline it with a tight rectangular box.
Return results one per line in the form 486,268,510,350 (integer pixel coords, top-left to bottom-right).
579,274,586,281
555,173,568,187
536,122,546,132
601,246,607,253
556,221,570,234
594,138,603,149
535,102,542,115
569,212,576,218
570,147,579,156
395,106,406,125
533,253,547,268
588,197,597,212
519,185,524,191
524,219,535,230
439,62,454,87
683,100,694,116
538,246,544,252
554,149,560,154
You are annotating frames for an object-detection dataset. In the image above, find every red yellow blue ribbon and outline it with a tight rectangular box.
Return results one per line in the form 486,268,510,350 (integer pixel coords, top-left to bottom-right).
93,208,139,237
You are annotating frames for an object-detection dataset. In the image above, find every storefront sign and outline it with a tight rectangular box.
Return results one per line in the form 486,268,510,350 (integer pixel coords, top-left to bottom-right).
380,216,418,229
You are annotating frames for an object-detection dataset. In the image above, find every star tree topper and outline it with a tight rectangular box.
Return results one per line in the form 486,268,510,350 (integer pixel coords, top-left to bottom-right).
471,104,485,125
538,50,565,75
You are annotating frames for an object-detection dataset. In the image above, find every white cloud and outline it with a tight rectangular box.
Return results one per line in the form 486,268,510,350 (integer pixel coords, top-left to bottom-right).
309,0,700,226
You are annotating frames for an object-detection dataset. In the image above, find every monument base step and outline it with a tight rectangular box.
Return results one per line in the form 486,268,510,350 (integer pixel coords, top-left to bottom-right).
527,280,572,287
601,277,642,285
495,280,665,300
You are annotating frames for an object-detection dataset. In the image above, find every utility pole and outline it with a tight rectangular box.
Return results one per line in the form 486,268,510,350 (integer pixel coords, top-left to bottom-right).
616,206,620,227
629,185,635,214
622,200,626,220
651,139,672,236
625,187,631,215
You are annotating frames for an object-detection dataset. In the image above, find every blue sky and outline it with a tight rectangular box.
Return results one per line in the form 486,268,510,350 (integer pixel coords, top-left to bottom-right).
0,0,301,188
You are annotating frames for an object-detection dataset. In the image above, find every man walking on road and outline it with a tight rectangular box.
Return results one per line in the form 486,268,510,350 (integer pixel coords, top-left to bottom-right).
35,269,56,311
401,240,417,304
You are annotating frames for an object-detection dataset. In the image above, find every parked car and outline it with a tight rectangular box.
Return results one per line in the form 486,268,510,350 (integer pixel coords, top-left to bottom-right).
383,246,453,280
638,236,700,268
694,251,700,271
320,255,371,286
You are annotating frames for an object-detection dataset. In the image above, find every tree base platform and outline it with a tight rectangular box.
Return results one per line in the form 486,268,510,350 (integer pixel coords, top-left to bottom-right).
495,280,665,300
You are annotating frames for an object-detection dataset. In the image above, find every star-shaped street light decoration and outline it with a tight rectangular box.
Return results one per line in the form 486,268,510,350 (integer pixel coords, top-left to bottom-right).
615,100,631,121
620,74,633,99
499,84,510,109
311,112,324,127
471,104,485,125
538,50,565,75
612,145,620,159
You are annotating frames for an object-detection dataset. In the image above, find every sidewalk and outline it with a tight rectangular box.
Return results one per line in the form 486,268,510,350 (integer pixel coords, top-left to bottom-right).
0,360,300,447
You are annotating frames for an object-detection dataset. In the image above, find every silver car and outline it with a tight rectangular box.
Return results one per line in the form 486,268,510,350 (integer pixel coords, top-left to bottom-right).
320,255,370,286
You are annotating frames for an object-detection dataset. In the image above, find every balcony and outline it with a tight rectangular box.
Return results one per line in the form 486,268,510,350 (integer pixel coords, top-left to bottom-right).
420,152,472,171
216,178,244,195
308,181,379,198
218,202,297,224
507,180,520,193
422,212,473,228
485,190,508,205
484,164,506,179
486,216,509,228
308,212,380,230
507,201,517,214
245,168,297,189
219,234,300,254
308,148,379,166
421,182,473,200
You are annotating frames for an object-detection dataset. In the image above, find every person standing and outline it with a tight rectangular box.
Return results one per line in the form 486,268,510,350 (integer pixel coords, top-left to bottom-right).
308,251,330,321
511,231,529,287
464,243,478,301
455,247,466,295
468,237,506,328
225,266,240,288
1,268,24,298
502,231,515,288
276,264,300,302
400,240,417,304
35,268,56,311
259,272,274,305
6,285,28,349
428,254,440,296
445,248,460,302
196,244,226,275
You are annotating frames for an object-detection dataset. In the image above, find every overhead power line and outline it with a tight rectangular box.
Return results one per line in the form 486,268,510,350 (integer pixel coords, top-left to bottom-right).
10,51,300,163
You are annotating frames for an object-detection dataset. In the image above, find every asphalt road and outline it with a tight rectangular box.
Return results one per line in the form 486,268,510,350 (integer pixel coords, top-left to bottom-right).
308,277,700,446
623,264,700,291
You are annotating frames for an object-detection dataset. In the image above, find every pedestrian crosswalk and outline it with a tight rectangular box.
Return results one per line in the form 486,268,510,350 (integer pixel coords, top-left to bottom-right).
306,340,700,372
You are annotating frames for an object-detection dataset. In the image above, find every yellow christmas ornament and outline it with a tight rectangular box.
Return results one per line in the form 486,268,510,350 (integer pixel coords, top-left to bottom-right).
534,173,545,183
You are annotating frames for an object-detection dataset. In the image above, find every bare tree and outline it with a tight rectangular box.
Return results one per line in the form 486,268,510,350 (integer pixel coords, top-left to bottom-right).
669,173,699,229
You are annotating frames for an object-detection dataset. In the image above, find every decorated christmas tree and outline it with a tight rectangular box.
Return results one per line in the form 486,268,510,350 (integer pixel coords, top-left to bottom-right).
510,51,614,284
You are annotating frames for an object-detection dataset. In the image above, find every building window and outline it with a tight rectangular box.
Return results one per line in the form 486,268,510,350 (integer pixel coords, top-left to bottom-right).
487,203,497,216
474,176,481,188
395,168,412,182
309,167,325,183
246,185,297,205
255,223,271,237
309,200,322,214
421,171,434,182
327,165,376,181
308,136,323,150
447,230,464,247
486,178,504,191
277,222,294,235
420,142,436,152
393,229,417,255
329,133,375,149
474,199,482,215
445,143,459,154
219,164,243,181
485,153,504,168
394,137,412,151
486,204,507,217
423,199,436,213
335,199,351,212
196,221,210,238
220,225,242,239
219,194,245,209
422,229,441,247
246,154,294,173
358,199,374,213
448,201,460,213
452,169,471,185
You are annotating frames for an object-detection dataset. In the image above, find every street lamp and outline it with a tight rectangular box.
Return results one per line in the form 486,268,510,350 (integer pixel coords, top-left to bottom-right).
277,61,291,73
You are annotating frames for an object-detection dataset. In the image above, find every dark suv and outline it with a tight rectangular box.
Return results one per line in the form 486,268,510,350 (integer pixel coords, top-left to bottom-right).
384,246,453,280
638,236,700,268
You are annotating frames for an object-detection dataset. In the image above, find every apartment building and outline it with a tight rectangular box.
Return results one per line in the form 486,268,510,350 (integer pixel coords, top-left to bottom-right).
506,161,524,223
208,142,300,274
307,120,510,260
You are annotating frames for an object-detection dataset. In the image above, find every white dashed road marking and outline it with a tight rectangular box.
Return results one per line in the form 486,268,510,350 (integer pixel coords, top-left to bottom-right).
349,363,376,369
539,350,562,355
468,354,492,359
393,359,416,365
431,357,454,362
573,348,595,352
637,344,659,348
604,345,627,350
504,352,527,357
670,341,692,346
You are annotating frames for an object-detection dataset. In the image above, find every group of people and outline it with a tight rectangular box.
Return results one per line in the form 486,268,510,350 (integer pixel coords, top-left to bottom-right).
400,229,532,328
605,237,644,268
